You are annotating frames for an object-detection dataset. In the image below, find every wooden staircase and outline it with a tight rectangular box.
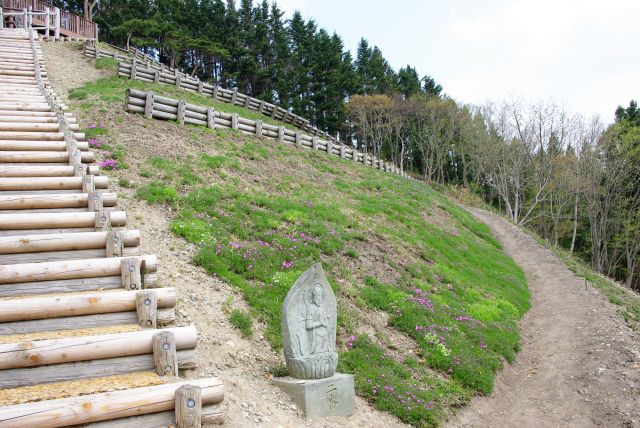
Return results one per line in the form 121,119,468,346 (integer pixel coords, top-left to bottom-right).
0,28,222,427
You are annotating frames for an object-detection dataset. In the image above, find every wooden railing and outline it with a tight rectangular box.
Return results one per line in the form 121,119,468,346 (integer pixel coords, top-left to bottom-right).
125,89,409,179
0,0,96,39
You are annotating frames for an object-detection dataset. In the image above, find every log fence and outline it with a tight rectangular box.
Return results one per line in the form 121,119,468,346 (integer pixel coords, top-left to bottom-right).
125,88,408,178
0,28,223,426
84,43,341,142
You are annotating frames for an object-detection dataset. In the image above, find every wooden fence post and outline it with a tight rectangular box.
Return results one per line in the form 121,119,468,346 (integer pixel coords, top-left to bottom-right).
153,331,178,376
82,174,95,193
326,140,332,155
258,100,265,114
175,74,181,89
45,7,50,37
244,96,250,108
206,107,215,129
177,100,185,125
121,257,142,290
231,90,237,106
255,120,263,137
231,113,238,130
154,70,159,83
295,131,302,147
278,127,285,143
54,7,60,39
130,58,137,79
197,81,203,94
175,385,202,428
106,230,124,258
312,137,318,150
340,145,345,159
136,290,158,328
144,92,154,119
271,106,278,119
212,86,218,101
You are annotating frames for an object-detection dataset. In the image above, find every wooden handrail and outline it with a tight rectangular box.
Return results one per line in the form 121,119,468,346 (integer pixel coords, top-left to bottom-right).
0,0,96,39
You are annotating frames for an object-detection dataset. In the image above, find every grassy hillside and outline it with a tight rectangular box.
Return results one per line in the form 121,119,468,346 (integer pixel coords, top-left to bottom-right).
70,69,529,427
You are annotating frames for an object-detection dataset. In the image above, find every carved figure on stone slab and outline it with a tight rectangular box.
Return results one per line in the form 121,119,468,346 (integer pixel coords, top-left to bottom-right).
282,263,338,379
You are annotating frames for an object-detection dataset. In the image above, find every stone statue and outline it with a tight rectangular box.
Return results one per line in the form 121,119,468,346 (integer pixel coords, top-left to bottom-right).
276,263,355,418
282,263,338,379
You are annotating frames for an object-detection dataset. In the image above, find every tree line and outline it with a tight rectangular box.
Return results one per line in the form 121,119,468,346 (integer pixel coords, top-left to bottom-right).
55,0,639,290
349,94,640,291
61,0,441,137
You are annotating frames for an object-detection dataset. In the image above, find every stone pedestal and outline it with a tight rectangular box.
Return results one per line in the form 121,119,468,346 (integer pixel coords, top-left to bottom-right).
273,373,355,418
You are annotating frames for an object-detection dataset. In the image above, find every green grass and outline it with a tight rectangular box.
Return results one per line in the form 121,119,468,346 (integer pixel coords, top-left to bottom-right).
131,144,528,426
71,69,531,426
95,57,118,71
229,308,253,337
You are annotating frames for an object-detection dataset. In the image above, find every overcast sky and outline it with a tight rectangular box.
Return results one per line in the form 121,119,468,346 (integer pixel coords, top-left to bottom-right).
274,0,639,123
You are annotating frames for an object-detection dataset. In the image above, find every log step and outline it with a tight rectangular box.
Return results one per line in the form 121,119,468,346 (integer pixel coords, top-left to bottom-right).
0,115,76,123
0,150,94,163
0,254,157,285
0,176,107,191
0,325,197,370
0,140,88,151
0,164,100,177
0,288,175,323
0,151,94,163
0,210,126,231
0,376,223,428
0,229,139,255
0,192,117,210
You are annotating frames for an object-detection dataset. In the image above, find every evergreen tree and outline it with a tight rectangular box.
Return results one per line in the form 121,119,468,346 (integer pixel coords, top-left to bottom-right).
397,66,422,98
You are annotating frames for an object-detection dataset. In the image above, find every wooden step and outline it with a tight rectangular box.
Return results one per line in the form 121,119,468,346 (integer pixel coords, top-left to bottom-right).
0,211,126,231
0,229,139,255
0,325,197,370
0,131,85,141
0,254,157,286
0,140,87,151
0,288,176,335
0,376,223,427
0,164,100,177
0,115,76,123
0,192,116,210
0,151,94,163
0,176,106,191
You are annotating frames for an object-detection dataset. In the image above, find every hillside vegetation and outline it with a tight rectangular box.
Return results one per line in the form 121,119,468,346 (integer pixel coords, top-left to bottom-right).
69,66,529,426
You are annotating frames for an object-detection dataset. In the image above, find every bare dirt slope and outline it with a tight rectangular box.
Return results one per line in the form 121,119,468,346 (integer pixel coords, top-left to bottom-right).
448,209,640,428
41,39,409,428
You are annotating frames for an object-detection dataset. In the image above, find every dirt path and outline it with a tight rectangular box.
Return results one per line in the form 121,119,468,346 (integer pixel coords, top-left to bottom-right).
448,209,640,428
